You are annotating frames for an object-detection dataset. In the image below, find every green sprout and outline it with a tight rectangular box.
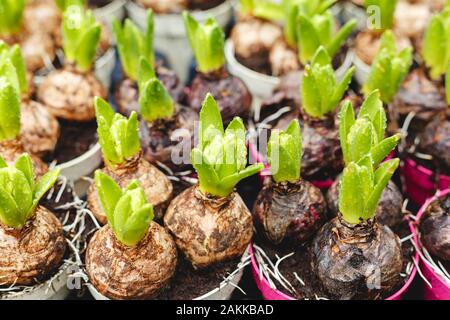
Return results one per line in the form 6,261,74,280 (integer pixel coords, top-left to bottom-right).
0,41,27,95
139,64,175,123
62,5,101,72
363,31,413,104
284,0,337,47
95,171,154,247
0,76,20,142
297,10,356,64
339,90,400,167
0,0,25,36
184,12,225,74
0,154,60,229
423,8,450,80
339,156,400,224
301,47,355,118
364,0,398,31
268,119,302,183
113,10,154,81
239,0,284,21
95,97,141,167
191,94,264,197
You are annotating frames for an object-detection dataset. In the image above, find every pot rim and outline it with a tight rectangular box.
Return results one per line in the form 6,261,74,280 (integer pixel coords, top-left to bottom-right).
405,157,450,182
414,188,450,291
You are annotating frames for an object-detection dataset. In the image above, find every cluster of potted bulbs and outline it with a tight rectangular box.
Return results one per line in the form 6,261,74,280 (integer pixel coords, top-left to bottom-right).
0,0,449,300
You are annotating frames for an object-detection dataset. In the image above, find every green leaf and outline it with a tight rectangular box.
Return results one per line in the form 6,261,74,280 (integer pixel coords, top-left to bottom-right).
326,19,356,58
329,66,354,111
14,153,34,189
370,134,400,167
0,44,28,94
0,0,25,36
74,23,101,72
297,14,321,64
137,56,156,91
346,118,375,164
423,11,448,80
0,76,21,141
139,78,175,123
339,100,356,165
94,171,123,228
0,59,20,95
219,117,247,179
364,158,399,219
219,163,264,196
0,155,7,168
284,2,300,47
301,65,322,117
199,94,224,146
121,204,153,246
358,90,382,120
191,148,222,196
31,168,61,215
311,46,332,66
364,0,398,30
268,119,302,183
339,163,365,224
0,184,22,228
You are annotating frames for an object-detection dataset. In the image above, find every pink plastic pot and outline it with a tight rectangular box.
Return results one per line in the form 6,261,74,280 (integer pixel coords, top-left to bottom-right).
250,223,419,300
248,143,334,190
402,158,450,206
415,188,450,300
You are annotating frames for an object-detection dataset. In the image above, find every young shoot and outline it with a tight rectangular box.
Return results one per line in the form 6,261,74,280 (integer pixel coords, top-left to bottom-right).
95,97,141,167
191,94,264,197
113,10,154,81
184,12,225,74
62,5,101,72
297,10,356,64
363,31,413,104
0,76,21,142
423,8,450,80
364,0,397,31
268,119,302,183
0,41,27,95
139,65,175,123
95,171,154,247
340,90,400,167
0,154,60,229
339,157,400,224
239,0,284,21
301,46,355,118
0,0,25,36
284,0,337,47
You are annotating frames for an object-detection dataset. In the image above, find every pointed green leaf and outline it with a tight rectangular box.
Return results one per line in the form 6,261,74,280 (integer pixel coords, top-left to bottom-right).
326,19,356,58
339,163,365,224
14,153,34,189
0,77,20,141
297,14,321,64
140,78,174,123
371,134,400,168
32,169,61,210
339,100,356,165
94,171,123,228
301,65,322,117
199,94,224,146
0,184,22,228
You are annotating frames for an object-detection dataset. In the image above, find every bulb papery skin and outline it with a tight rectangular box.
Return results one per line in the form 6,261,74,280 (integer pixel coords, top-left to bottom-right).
327,177,404,229
0,138,48,177
37,68,106,122
0,206,66,286
86,222,177,300
20,99,60,157
253,178,327,246
419,194,450,261
88,153,173,225
164,185,253,269
311,215,403,300
186,68,252,125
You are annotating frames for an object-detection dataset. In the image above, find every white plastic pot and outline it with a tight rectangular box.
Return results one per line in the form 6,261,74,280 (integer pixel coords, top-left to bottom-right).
94,47,116,90
0,264,71,300
333,2,367,31
93,0,127,26
88,247,250,300
126,0,233,83
225,39,355,107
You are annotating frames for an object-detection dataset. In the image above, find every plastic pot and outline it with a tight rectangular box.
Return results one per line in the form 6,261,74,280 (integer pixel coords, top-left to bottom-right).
415,188,450,300
250,222,419,300
353,50,371,86
225,40,354,115
88,246,250,300
402,158,450,206
248,142,334,190
93,0,127,26
126,0,233,83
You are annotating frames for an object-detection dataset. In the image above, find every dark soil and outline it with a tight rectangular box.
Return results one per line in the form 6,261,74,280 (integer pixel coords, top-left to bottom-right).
188,0,225,10
155,254,242,300
254,220,414,300
45,120,98,164
88,0,112,7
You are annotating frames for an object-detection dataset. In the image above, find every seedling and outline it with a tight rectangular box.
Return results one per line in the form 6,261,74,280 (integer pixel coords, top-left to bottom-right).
363,31,413,104
184,12,225,74
113,10,154,81
423,8,450,80
364,0,398,31
191,94,264,197
0,41,27,95
301,47,355,118
0,76,20,142
0,0,25,36
297,10,356,64
0,154,60,229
